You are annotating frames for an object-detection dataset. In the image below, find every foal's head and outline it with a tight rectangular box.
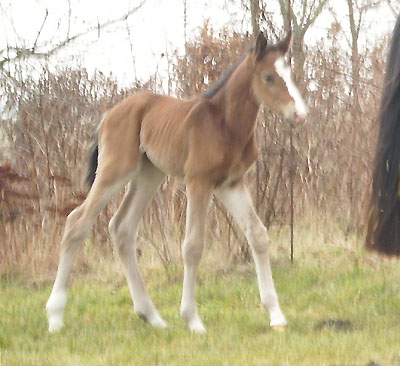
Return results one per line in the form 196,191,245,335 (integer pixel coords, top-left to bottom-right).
251,32,307,123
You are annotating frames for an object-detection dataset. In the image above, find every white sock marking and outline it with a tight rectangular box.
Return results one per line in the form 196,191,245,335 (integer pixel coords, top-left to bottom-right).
46,291,68,333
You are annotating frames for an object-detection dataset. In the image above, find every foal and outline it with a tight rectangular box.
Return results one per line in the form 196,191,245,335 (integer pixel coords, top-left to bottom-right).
46,32,307,333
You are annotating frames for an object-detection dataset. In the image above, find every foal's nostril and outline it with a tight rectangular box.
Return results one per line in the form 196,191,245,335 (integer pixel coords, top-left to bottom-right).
295,112,304,123
293,108,307,123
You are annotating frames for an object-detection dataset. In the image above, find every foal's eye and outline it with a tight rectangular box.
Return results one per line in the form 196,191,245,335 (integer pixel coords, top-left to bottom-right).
264,74,275,83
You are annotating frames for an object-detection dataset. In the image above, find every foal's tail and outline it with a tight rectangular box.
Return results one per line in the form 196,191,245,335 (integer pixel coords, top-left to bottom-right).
365,13,400,255
85,129,99,188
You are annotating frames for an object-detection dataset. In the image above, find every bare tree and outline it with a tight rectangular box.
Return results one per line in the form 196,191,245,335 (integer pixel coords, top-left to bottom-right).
245,0,328,81
0,0,146,79
276,0,329,81
346,0,380,108
250,0,261,35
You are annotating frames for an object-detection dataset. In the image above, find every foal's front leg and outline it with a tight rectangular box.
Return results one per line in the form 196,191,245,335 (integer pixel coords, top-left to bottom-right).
216,181,287,329
180,180,213,333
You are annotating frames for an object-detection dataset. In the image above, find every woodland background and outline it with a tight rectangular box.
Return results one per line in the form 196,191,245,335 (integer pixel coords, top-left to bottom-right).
1,0,399,277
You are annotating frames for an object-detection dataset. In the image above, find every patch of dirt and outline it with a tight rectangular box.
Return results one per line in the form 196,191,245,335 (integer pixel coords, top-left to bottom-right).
315,319,353,331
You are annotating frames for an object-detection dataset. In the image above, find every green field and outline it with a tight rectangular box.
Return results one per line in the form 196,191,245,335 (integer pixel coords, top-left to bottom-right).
1,242,400,366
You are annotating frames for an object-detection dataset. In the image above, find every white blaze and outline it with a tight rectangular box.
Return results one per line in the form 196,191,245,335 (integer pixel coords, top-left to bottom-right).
274,57,307,119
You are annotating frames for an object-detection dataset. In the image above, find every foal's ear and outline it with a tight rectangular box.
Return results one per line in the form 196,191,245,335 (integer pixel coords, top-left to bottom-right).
254,32,268,62
278,30,293,54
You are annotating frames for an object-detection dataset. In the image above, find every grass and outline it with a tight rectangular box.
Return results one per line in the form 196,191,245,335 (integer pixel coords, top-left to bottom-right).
1,227,400,366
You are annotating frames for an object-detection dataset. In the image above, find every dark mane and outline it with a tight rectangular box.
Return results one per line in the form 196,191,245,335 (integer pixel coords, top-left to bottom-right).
202,52,248,99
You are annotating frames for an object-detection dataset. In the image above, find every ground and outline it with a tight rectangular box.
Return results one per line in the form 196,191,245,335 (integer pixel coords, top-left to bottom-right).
1,239,400,366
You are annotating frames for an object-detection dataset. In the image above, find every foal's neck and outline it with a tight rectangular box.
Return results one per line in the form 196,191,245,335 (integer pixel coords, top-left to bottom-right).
216,56,260,144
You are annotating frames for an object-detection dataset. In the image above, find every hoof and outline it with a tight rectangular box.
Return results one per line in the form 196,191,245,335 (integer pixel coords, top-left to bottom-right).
137,311,168,329
150,317,168,329
189,320,207,334
46,292,67,333
181,310,207,334
48,317,64,333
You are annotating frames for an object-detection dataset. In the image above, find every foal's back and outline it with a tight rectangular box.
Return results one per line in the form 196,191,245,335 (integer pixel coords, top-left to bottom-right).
100,90,246,182
97,91,194,177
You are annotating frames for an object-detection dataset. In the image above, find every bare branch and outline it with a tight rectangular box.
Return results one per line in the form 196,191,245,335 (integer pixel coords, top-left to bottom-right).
67,0,72,39
0,0,147,71
125,13,137,80
33,9,49,52
301,0,329,35
278,0,328,37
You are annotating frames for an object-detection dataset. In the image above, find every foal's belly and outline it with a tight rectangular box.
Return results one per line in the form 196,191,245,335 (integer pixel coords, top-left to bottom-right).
139,98,193,177
143,147,186,177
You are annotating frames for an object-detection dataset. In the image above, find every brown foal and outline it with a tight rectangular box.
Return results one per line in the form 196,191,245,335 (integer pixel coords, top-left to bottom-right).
46,31,307,333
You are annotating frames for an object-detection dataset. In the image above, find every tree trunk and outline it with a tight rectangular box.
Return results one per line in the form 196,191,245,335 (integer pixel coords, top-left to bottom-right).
250,0,261,35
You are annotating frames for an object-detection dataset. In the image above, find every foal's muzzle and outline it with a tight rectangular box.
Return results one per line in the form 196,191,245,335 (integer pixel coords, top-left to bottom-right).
287,112,305,126
294,112,305,123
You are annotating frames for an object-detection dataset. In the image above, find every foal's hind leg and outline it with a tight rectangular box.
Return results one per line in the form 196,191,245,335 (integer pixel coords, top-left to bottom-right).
46,168,135,333
46,104,144,332
46,173,129,332
216,181,287,329
109,158,167,328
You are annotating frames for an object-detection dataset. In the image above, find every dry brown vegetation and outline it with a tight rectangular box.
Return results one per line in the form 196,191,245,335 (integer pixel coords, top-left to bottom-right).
0,21,388,278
